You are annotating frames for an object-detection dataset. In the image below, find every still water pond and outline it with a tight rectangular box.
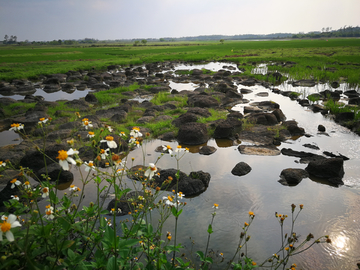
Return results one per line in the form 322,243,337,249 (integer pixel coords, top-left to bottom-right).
4,62,360,269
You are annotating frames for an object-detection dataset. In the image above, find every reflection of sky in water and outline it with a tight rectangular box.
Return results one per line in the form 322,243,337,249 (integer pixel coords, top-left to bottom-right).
0,88,93,102
0,130,22,146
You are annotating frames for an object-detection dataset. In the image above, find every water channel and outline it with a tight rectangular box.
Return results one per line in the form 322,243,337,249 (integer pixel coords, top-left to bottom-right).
1,62,360,269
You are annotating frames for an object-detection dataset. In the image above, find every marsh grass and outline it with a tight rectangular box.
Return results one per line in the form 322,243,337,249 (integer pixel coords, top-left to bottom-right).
3,102,36,117
2,39,360,86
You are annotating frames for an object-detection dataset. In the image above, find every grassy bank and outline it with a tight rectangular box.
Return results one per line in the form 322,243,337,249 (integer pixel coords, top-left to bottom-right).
1,39,360,84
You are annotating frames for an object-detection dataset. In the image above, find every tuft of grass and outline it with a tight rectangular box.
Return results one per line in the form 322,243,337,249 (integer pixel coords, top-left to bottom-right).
144,119,177,137
151,92,188,107
198,108,227,123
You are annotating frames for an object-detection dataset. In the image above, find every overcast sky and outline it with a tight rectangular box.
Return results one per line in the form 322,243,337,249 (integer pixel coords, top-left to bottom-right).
0,0,359,41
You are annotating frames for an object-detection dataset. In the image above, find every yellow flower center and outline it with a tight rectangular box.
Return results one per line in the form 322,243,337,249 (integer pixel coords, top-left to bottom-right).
84,121,89,126
88,131,94,135
150,166,157,171
1,221,11,232
24,181,30,185
10,178,17,184
106,136,114,141
45,205,52,209
177,145,182,149
43,187,49,193
11,123,20,128
70,185,75,188
167,195,173,202
82,118,88,122
166,145,172,150
45,210,52,216
57,150,68,161
133,127,140,131
89,162,94,167
0,161,3,165
100,149,105,154
39,118,45,121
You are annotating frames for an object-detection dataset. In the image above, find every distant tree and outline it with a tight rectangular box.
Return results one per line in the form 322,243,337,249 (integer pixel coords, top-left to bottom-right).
133,40,140,46
220,39,224,44
159,38,165,42
3,34,8,43
141,39,147,45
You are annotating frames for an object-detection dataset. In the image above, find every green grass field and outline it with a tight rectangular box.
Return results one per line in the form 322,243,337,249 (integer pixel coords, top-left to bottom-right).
1,38,360,84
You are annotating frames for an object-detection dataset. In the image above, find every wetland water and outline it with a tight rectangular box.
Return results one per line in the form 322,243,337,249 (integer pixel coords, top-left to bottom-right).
2,62,360,269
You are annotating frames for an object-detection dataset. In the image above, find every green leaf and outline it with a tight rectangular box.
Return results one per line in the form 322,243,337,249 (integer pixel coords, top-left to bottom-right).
207,224,213,234
106,256,116,270
196,251,205,260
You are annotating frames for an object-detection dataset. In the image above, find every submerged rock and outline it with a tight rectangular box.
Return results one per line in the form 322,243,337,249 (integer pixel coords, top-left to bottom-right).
238,144,280,156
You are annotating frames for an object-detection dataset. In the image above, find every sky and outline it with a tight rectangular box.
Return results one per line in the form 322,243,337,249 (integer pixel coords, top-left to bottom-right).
0,0,359,41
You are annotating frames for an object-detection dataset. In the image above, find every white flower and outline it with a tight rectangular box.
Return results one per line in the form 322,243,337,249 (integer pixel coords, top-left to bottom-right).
144,163,157,180
212,203,219,209
38,118,48,125
106,125,113,132
162,145,173,155
130,127,142,138
69,185,80,192
42,187,50,198
23,181,31,189
87,131,95,138
9,123,24,132
0,214,21,242
119,131,126,137
84,161,96,172
56,148,79,171
100,136,117,149
162,196,176,206
82,118,93,130
10,178,21,189
10,195,19,201
177,192,185,199
44,205,54,220
100,148,109,159
0,161,6,167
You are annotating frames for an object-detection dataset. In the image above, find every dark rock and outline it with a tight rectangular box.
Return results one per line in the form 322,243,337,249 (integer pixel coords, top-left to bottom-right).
231,162,252,176
323,151,349,160
247,112,278,126
36,163,73,183
335,112,354,123
172,113,198,127
187,94,220,108
318,125,326,132
158,132,176,141
20,144,68,172
85,93,98,103
199,145,217,155
272,109,286,122
107,191,145,216
348,97,360,105
186,107,211,118
151,168,210,196
213,118,242,139
177,122,208,145
305,158,345,186
148,86,171,94
282,121,305,137
136,116,154,124
278,168,309,186
303,144,320,150
110,111,128,122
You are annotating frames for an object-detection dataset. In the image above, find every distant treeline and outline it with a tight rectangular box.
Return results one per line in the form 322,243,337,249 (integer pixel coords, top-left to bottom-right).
292,26,360,39
2,26,360,46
